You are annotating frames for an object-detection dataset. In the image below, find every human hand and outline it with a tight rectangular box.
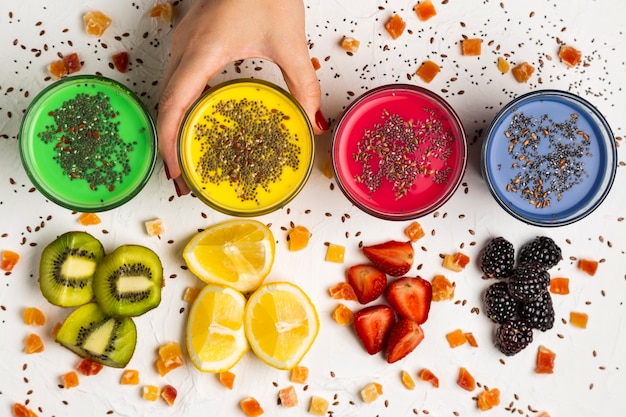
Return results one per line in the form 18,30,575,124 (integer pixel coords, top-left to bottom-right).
157,0,327,196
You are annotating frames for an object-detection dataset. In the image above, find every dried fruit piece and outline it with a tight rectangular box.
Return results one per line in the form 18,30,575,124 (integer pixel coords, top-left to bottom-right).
183,286,201,303
332,303,354,326
325,243,345,263
401,370,416,390
77,358,104,376
558,45,582,67
62,371,79,389
309,396,329,416
360,382,383,403
404,221,425,242
416,60,441,83
535,345,556,374
457,367,475,391
219,371,236,390
477,387,500,411
83,11,112,37
443,252,470,272
431,274,454,301
578,259,598,276
465,332,478,347
287,225,310,251
329,282,357,301
279,385,298,407
461,38,482,56
161,384,178,406
13,403,38,417
311,57,321,70
144,218,165,237
512,62,535,83
150,3,173,23
290,365,309,384
63,52,82,74
340,36,360,53
570,311,588,328
385,14,406,39
78,212,101,226
112,51,130,73
120,369,139,385
143,385,160,401
414,0,437,21
23,307,46,326
446,329,467,348
48,59,69,79
156,341,185,376
419,368,439,387
24,333,44,354
549,277,570,294
497,57,510,73
1,250,20,271
240,397,264,417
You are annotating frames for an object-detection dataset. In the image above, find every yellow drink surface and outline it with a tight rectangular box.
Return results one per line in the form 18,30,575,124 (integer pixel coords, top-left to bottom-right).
179,80,314,216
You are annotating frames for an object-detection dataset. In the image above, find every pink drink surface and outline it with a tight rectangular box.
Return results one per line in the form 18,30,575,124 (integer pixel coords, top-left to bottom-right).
333,86,466,219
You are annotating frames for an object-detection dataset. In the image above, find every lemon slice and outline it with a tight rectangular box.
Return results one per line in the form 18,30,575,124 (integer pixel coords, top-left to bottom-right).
244,282,319,370
183,219,275,293
186,284,249,372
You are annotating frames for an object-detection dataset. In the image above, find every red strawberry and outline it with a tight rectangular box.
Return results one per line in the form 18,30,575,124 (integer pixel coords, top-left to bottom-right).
353,305,395,355
386,276,432,324
346,264,387,304
363,240,414,277
386,318,424,363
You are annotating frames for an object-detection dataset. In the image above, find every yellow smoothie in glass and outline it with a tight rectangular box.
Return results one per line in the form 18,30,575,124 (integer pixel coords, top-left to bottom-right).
178,79,314,216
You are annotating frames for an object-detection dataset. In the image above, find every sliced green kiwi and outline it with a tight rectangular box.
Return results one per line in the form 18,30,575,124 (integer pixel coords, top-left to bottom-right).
39,231,105,307
56,303,137,368
93,244,163,317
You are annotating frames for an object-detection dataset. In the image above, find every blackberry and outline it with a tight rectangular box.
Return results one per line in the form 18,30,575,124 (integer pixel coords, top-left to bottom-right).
508,262,550,303
483,281,519,324
518,236,562,270
480,237,515,278
495,319,534,356
519,292,555,331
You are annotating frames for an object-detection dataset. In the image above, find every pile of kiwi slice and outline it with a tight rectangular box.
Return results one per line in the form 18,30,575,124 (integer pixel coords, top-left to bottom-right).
39,231,163,368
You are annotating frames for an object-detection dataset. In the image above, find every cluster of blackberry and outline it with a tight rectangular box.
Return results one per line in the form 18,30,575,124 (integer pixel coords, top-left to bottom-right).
480,236,562,356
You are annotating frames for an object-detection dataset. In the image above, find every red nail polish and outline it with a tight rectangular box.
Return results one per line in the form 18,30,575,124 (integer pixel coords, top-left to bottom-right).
164,163,171,180
315,110,329,131
173,178,182,197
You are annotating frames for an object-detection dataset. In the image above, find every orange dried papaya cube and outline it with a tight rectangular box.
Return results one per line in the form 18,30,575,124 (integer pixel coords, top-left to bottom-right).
290,365,309,384
143,385,160,401
23,307,46,326
404,221,425,242
329,282,357,301
156,341,184,375
48,59,68,80
360,382,383,403
24,333,44,354
415,0,437,21
145,218,164,237
550,277,570,295
62,371,79,389
240,397,264,417
477,387,500,411
558,45,582,67
457,367,475,391
419,368,439,387
401,370,416,390
461,38,482,56
446,329,467,348
287,225,311,251
416,60,441,83
2,250,20,272
512,62,535,83
279,385,299,408
161,384,178,406
63,52,82,74
578,259,598,276
112,51,130,73
535,345,556,374
340,36,360,53
497,57,510,74
432,274,455,301
120,369,140,385
443,252,470,272
219,371,236,390
325,243,345,263
77,358,104,376
570,311,588,328
78,212,101,226
332,303,354,326
309,396,329,416
150,3,173,24
83,11,112,37
385,14,406,40
13,403,38,417
464,332,478,347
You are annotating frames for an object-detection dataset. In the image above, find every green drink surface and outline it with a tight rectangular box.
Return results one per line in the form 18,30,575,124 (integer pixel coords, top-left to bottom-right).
20,76,156,212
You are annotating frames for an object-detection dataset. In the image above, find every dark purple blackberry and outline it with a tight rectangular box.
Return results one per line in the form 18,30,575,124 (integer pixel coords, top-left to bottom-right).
519,292,555,331
483,281,519,324
508,262,550,302
495,319,534,356
518,236,562,270
480,237,515,278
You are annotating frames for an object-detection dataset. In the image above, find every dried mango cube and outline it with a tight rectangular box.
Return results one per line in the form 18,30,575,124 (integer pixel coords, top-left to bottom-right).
112,51,130,73
578,259,598,276
219,371,236,390
120,369,140,385
48,60,68,80
161,384,178,406
497,57,510,73
419,368,439,387
535,345,556,374
401,370,416,390
570,311,588,328
150,3,173,24
156,341,184,375
240,397,264,417
461,38,482,56
63,52,82,74
145,218,165,237
143,385,160,401
457,367,475,391
328,282,357,301
23,307,45,326
550,277,570,295
404,221,425,242
360,382,383,403
290,366,309,384
2,250,20,272
558,45,582,67
446,329,467,348
465,332,478,347
83,11,112,37
287,225,310,251
415,0,437,21
512,62,535,83
183,286,201,303
385,14,406,39
340,36,360,53
77,358,103,376
443,252,470,272
13,403,38,417
24,333,44,354
278,385,298,408
477,387,500,411
431,274,454,301
325,243,345,263
332,303,354,326
78,212,101,226
416,60,441,83
309,396,329,416
62,371,79,389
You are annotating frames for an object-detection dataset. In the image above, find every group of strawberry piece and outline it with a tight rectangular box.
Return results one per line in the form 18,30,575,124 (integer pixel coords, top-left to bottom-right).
347,240,432,363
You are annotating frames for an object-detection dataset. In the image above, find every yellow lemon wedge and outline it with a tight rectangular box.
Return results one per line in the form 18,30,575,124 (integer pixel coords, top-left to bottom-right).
244,282,319,370
186,284,249,373
183,219,275,293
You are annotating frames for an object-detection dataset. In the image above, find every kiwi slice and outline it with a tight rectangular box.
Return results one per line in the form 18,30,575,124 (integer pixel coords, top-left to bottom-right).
93,244,163,317
56,303,137,368
39,231,105,307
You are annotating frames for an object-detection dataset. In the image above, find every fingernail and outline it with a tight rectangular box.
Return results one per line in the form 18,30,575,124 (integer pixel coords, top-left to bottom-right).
315,110,329,131
173,178,182,197
164,162,171,180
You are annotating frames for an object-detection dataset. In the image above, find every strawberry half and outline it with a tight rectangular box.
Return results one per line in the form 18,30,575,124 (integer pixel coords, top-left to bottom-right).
346,264,387,304
386,276,432,324
363,240,414,277
353,305,395,355
386,318,424,363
